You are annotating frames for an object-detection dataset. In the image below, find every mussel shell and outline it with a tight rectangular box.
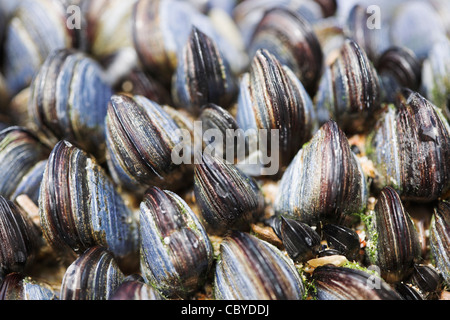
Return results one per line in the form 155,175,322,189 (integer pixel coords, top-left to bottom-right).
109,277,164,300
39,140,139,259
312,265,402,300
0,195,41,278
0,127,49,201
367,91,450,202
140,187,213,298
1,0,77,96
315,38,381,134
322,224,360,261
274,120,367,226
199,103,241,158
194,153,265,235
105,94,187,193
82,0,137,61
0,272,57,300
394,282,423,300
376,46,422,103
233,0,324,47
214,231,305,300
345,3,391,62
430,201,450,286
28,49,113,159
365,187,421,283
411,264,443,295
172,27,237,115
280,216,321,263
236,49,317,169
60,246,124,300
133,0,245,85
249,6,323,95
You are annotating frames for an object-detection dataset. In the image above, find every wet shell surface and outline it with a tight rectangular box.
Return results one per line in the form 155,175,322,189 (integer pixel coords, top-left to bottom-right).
39,140,139,260
274,120,367,226
214,231,305,300
140,187,213,298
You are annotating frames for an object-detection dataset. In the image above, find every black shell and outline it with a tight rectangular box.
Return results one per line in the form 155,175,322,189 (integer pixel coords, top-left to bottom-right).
365,187,421,283
280,216,321,263
249,6,324,95
194,153,264,234
312,265,402,300
0,196,41,278
367,90,450,202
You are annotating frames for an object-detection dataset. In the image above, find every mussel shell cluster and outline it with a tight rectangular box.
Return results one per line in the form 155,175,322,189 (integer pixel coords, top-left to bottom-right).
0,0,449,302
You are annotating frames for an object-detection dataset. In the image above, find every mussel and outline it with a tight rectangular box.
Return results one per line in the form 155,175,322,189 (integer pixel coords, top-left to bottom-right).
236,49,317,169
248,6,324,95
0,127,49,204
1,0,82,97
109,275,164,300
133,0,246,85
39,140,139,260
194,153,265,235
279,216,321,263
364,186,421,283
60,246,124,300
274,120,367,226
430,201,450,286
140,187,213,298
199,103,241,159
105,94,189,193
315,38,381,134
376,46,422,103
28,49,113,160
82,0,137,61
0,272,57,300
322,224,360,261
367,90,450,202
214,231,305,300
172,27,237,115
312,265,402,300
0,195,41,279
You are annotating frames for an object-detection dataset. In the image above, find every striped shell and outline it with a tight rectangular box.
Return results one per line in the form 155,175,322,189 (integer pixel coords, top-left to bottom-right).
140,187,213,298
312,265,402,300
60,246,124,300
430,201,450,286
274,120,367,226
249,6,324,95
39,140,139,260
28,49,113,159
367,91,450,202
105,94,189,193
0,196,41,278
364,187,421,283
0,127,49,203
236,49,317,169
315,38,381,134
0,272,57,300
194,153,265,234
172,27,237,115
214,231,305,300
